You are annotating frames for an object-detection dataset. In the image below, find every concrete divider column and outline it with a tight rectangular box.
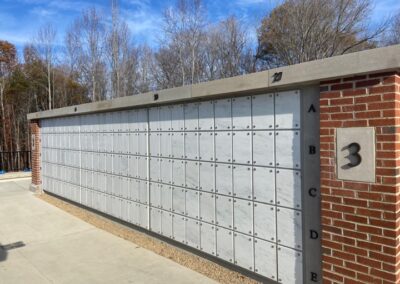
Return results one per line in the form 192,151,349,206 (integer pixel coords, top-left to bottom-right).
319,72,400,283
30,120,41,192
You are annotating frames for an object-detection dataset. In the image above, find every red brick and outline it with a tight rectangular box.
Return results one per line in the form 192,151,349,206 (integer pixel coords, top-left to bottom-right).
368,118,397,127
331,188,355,198
376,134,397,142
320,99,329,106
370,219,396,228
320,113,330,120
323,271,344,282
368,102,394,110
357,240,382,252
333,220,356,230
370,268,397,282
382,76,397,84
355,79,381,88
355,94,382,103
332,204,356,214
332,235,356,246
382,211,396,220
354,110,381,119
319,73,399,284
369,71,399,78
331,83,354,91
356,208,382,219
321,91,342,99
345,261,369,274
330,97,354,105
382,263,396,274
322,209,343,219
343,120,368,127
381,176,398,185
344,278,364,284
357,192,384,201
344,245,368,257
342,89,367,97
343,75,367,82
342,182,369,191
376,151,396,159
382,109,397,117
343,198,367,207
320,106,341,113
382,143,400,150
369,201,396,211
321,179,342,188
356,256,382,269
357,273,376,283
369,85,397,94
325,255,344,266
383,245,397,255
383,92,400,101
323,225,343,235
321,120,343,128
344,214,367,224
334,265,356,277
375,168,397,176
320,128,332,135
370,235,397,247
320,143,334,150
369,251,396,264
343,229,367,240
321,78,342,85
323,240,344,251
331,113,353,120
342,104,367,112
30,121,41,186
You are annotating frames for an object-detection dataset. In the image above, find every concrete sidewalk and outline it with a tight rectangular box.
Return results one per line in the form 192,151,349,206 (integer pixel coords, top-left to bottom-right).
0,172,31,181
0,179,216,284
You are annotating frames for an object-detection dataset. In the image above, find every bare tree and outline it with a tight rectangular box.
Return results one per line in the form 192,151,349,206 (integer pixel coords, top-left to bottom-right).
66,7,107,102
387,11,400,44
34,24,57,110
154,47,182,89
0,41,17,153
159,0,206,87
257,0,388,67
203,16,251,80
133,45,154,94
106,0,136,98
65,26,81,78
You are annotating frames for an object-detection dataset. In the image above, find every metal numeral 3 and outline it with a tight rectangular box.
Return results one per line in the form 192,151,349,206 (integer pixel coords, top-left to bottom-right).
346,142,362,168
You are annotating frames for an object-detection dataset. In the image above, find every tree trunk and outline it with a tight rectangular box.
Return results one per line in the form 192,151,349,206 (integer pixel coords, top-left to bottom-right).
0,85,7,153
92,74,96,102
48,61,52,110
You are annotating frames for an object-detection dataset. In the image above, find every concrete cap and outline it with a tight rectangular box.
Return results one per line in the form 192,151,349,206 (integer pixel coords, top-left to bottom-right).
28,44,400,120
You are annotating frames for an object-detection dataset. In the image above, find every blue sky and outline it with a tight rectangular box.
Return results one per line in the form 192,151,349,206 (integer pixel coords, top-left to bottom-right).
0,0,398,54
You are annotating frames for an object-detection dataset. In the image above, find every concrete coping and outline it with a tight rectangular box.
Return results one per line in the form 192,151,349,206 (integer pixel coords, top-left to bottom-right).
27,44,400,120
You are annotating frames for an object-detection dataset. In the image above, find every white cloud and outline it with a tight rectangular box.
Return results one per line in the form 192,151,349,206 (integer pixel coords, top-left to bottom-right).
0,32,30,45
121,2,163,47
30,7,57,17
235,0,281,6
237,0,268,4
47,0,104,13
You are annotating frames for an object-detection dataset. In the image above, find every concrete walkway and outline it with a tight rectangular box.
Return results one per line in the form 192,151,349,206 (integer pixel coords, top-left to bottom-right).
0,179,216,284
0,172,31,181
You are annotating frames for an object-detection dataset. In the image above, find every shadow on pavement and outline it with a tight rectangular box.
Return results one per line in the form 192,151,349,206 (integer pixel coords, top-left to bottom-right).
0,241,26,262
0,245,7,262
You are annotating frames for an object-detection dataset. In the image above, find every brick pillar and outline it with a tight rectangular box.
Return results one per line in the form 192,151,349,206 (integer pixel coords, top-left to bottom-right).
319,72,400,284
30,120,42,192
